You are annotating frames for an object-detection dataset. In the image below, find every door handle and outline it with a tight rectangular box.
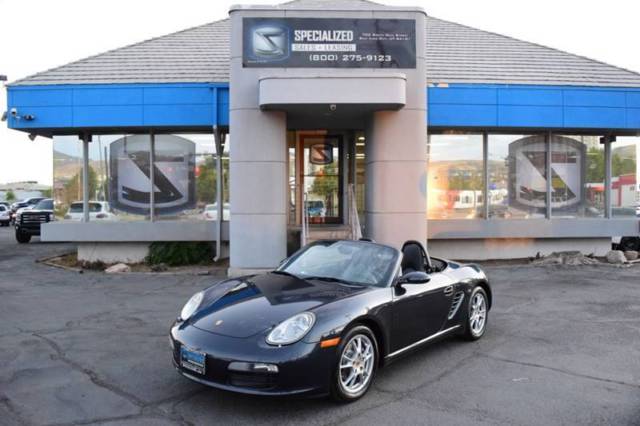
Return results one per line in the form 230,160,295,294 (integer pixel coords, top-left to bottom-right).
444,286,454,296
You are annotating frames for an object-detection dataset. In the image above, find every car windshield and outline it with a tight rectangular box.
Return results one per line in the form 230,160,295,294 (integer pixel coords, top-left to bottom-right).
277,241,399,287
34,199,53,210
69,202,103,213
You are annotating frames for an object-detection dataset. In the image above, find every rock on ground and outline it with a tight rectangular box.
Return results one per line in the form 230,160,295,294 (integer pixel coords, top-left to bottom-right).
606,250,627,264
624,251,639,261
532,251,599,266
104,263,131,273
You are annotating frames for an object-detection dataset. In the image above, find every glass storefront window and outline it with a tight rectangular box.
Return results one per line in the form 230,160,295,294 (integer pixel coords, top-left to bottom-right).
155,133,229,222
288,132,297,225
552,135,604,218
427,133,483,219
53,134,151,221
488,134,546,219
611,136,639,218
53,136,84,220
354,132,365,226
53,132,229,223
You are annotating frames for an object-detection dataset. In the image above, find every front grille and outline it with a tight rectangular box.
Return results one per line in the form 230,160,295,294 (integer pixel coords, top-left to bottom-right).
20,213,50,225
227,372,277,390
448,291,465,320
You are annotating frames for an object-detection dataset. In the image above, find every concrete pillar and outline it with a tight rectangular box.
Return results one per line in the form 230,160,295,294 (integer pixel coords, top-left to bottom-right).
228,10,288,275
228,109,287,274
365,109,427,248
365,12,427,249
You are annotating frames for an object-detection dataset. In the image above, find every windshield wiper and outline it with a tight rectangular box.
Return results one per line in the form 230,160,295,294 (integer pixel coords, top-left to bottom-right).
302,276,364,287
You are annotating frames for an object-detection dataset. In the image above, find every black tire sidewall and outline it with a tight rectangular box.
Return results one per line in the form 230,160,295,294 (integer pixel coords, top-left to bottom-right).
330,325,378,402
15,230,30,243
465,287,488,340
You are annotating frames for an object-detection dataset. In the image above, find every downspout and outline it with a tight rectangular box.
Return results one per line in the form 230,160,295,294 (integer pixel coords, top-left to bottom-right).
81,133,91,223
149,131,155,221
213,126,225,262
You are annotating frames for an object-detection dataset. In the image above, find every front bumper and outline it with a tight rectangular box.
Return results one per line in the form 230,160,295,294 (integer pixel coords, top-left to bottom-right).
170,323,336,397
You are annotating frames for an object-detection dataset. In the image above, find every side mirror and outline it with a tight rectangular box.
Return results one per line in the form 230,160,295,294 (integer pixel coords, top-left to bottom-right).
397,271,430,285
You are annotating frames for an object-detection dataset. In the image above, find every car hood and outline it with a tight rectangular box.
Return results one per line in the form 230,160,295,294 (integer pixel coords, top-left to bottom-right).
188,273,369,338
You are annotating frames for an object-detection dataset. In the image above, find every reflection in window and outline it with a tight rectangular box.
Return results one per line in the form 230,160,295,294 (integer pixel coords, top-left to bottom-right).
354,132,365,226
156,134,229,222
611,137,639,218
427,134,483,219
53,136,83,220
53,133,229,223
552,135,604,218
488,134,546,219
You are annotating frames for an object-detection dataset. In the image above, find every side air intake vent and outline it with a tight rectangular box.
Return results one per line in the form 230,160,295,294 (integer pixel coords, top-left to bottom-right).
448,291,464,320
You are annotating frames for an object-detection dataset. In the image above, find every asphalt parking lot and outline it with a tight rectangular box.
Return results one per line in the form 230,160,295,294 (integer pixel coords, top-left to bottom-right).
1,229,639,426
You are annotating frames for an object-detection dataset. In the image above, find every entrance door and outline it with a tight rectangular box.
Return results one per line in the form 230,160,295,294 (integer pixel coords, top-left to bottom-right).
299,134,343,225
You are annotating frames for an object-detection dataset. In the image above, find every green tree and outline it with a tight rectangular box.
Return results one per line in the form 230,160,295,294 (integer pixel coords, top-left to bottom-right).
195,156,229,204
5,190,16,202
40,188,52,198
612,153,636,177
586,147,605,183
63,166,98,206
310,163,338,198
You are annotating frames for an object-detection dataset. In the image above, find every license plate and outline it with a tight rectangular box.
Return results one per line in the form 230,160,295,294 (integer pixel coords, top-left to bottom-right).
180,346,206,375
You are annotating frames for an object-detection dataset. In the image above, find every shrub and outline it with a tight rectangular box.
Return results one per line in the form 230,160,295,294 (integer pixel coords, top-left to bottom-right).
146,242,213,266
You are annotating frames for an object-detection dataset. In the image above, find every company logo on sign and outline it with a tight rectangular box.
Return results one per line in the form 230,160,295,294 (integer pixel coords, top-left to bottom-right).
508,136,585,211
109,135,196,215
243,18,416,68
310,143,334,165
252,25,289,59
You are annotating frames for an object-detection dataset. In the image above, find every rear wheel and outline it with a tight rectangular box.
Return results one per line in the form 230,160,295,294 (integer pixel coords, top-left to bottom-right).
330,325,378,402
462,287,488,340
15,230,31,243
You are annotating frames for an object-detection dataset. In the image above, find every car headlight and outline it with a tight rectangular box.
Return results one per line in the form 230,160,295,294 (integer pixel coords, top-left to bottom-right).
180,291,204,321
266,312,315,346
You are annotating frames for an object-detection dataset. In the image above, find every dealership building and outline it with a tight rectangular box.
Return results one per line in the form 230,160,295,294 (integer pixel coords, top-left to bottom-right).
4,0,640,274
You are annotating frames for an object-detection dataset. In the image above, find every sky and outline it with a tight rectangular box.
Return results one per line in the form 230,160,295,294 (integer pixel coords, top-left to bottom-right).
1,0,640,185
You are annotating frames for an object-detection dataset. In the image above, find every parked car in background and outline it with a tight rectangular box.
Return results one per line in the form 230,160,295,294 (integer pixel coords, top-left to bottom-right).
64,201,115,221
305,200,326,217
10,197,45,224
616,236,640,252
201,203,230,221
15,198,54,243
0,201,9,208
0,205,10,226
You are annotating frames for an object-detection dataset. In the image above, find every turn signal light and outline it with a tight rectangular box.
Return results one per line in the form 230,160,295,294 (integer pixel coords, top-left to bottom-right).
320,337,340,348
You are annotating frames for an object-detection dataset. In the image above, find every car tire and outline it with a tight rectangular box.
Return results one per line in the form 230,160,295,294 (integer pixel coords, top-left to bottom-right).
330,325,378,403
15,230,31,244
620,237,640,252
462,286,488,341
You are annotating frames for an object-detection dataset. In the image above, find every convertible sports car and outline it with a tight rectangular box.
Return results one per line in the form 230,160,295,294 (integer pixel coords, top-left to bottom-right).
170,239,491,402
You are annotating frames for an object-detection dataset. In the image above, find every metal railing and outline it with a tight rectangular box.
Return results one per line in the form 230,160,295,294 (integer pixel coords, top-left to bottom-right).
347,183,363,240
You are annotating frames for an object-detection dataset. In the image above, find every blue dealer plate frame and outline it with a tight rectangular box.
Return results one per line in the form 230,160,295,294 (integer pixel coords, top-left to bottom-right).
180,346,206,375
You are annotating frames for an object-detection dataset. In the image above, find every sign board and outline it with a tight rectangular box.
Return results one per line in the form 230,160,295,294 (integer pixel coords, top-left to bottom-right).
309,143,334,165
243,18,416,68
508,136,585,212
109,135,196,215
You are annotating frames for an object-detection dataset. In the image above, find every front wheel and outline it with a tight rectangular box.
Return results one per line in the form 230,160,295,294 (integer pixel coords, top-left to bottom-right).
15,230,31,243
462,286,488,340
330,325,378,403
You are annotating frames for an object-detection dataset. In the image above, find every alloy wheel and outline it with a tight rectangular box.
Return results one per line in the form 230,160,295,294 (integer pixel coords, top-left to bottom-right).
339,334,375,396
469,292,487,336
